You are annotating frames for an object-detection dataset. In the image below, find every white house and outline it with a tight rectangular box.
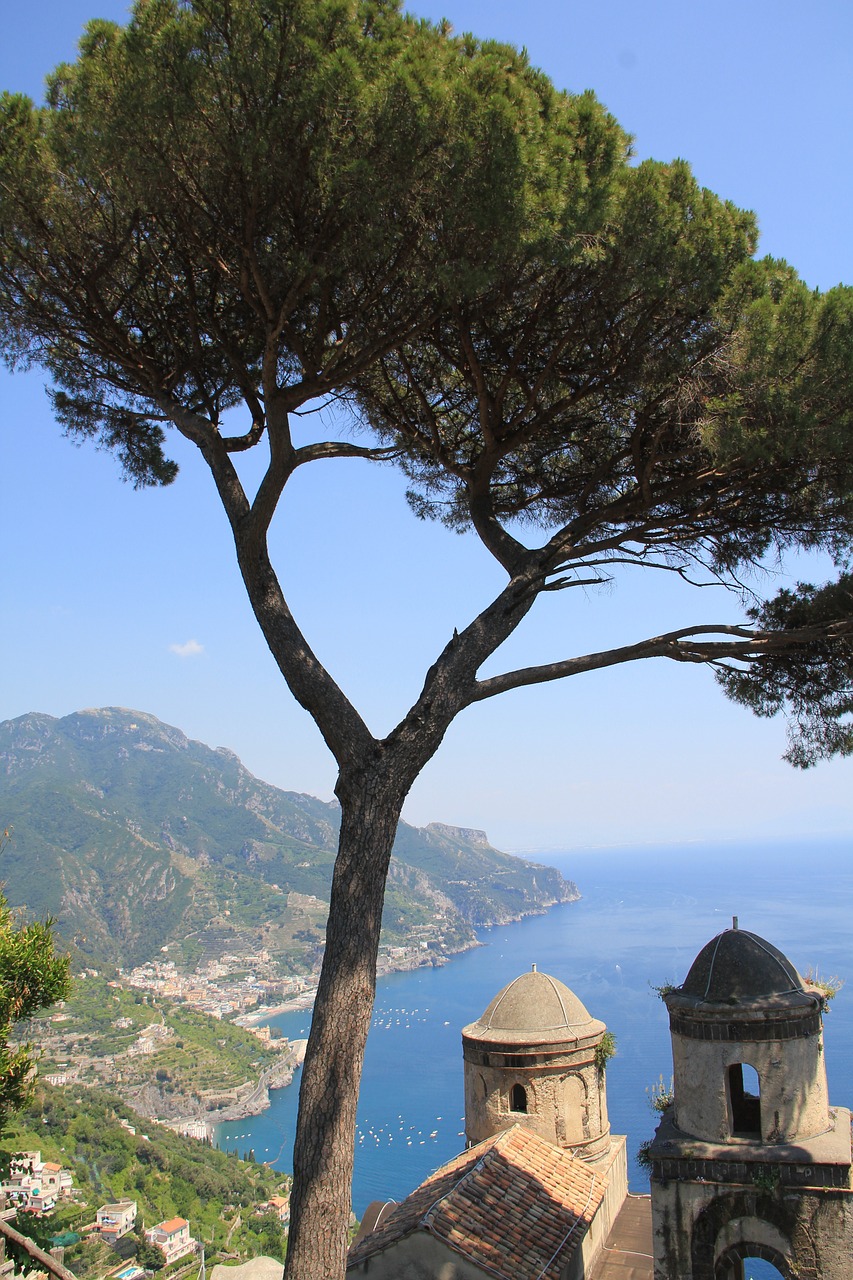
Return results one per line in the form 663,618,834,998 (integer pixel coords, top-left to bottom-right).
1,1153,73,1215
145,1217,197,1264
96,1200,137,1241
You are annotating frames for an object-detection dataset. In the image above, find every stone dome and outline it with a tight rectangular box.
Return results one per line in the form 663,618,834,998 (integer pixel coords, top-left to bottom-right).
679,925,806,1005
463,966,605,1046
662,923,832,1151
462,965,612,1158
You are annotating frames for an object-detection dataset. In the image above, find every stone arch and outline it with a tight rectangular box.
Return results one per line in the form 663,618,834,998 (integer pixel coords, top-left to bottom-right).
691,1194,795,1280
714,1215,793,1279
715,1242,791,1279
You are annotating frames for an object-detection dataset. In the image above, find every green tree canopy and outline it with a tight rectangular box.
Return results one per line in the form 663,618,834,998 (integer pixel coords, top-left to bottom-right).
1,3,852,1276
718,572,853,767
0,831,71,1136
0,0,623,483
136,1238,167,1272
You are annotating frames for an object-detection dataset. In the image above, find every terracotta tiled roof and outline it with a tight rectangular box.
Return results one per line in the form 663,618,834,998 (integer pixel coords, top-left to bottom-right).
156,1217,189,1234
347,1124,607,1280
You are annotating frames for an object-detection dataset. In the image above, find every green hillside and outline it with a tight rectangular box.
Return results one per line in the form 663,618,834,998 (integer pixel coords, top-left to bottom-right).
27,972,283,1103
0,708,578,969
0,1084,289,1275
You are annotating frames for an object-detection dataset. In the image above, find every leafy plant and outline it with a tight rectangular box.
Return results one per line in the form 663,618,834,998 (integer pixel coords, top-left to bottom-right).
136,1239,167,1272
752,1166,780,1194
650,982,678,1000
594,1031,617,1073
0,827,71,1135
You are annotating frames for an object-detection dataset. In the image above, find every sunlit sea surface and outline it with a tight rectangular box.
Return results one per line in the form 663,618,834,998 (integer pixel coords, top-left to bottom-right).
215,834,853,1253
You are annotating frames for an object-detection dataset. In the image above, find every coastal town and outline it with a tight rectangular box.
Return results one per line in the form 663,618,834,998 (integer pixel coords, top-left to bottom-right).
118,928,462,1025
121,952,314,1023
0,934,460,1277
36,931,454,1105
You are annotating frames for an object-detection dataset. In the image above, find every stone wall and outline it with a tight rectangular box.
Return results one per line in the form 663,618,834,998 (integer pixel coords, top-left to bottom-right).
462,1034,610,1159
651,1168,853,1279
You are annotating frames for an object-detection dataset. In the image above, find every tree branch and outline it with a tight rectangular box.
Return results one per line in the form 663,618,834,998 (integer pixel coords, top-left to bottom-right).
293,440,407,466
150,395,373,766
468,619,853,703
221,419,266,452
0,1218,79,1280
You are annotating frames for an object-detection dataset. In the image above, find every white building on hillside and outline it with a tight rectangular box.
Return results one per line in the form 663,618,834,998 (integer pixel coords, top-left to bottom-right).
96,1200,137,1241
145,1217,197,1264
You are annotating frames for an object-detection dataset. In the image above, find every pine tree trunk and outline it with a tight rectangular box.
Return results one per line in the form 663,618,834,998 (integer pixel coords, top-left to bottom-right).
283,771,406,1280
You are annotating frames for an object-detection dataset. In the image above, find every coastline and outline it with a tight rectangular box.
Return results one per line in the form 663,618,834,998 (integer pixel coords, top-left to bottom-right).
125,1040,309,1135
234,888,579,1029
201,838,853,1213
210,1039,308,1121
127,891,580,1132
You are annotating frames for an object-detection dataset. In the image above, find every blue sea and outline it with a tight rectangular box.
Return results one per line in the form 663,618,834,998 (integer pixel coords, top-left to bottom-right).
215,835,853,1227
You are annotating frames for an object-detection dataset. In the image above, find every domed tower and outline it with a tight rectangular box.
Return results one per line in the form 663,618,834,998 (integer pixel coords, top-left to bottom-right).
649,921,853,1280
462,964,612,1163
666,920,829,1145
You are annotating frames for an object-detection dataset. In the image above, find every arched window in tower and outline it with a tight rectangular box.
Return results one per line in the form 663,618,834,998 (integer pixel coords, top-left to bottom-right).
740,1259,785,1279
510,1083,528,1114
728,1062,761,1138
717,1245,788,1279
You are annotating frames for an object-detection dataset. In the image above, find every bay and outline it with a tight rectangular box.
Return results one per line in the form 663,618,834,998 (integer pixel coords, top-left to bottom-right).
214,834,853,1218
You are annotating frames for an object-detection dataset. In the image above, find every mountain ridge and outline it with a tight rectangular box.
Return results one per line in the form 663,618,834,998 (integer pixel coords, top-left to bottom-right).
0,707,578,970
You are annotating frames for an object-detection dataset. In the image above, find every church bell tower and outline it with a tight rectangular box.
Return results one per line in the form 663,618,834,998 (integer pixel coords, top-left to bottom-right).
649,921,853,1279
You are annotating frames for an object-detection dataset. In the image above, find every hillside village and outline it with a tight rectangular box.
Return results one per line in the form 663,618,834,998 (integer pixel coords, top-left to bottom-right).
0,1084,295,1280
1,1165,291,1279
1,1152,230,1261
0,861,481,1279
0,913,514,1280
29,929,469,1134
122,953,312,1023
121,929,445,1024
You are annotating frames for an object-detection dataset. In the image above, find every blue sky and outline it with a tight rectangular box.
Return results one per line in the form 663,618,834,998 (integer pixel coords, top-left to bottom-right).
1,1,852,852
